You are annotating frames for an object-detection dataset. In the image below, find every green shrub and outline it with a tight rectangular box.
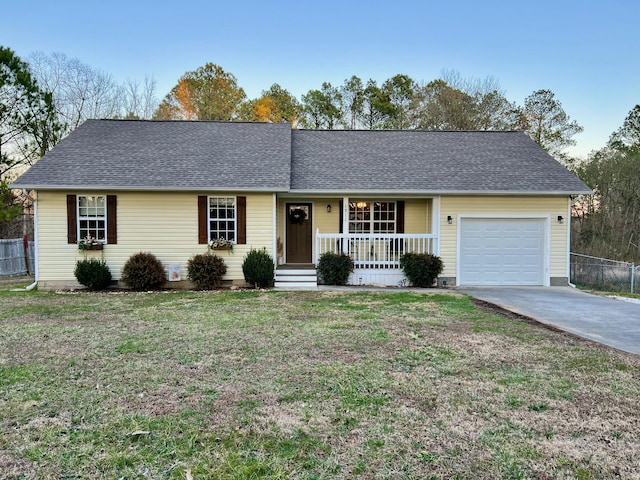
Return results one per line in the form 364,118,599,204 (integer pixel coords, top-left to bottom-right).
187,253,227,290
242,248,275,288
317,252,354,285
399,252,444,287
74,258,112,290
121,252,167,290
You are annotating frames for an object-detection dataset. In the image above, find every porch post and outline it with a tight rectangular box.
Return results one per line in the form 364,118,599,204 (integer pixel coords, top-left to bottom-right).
272,193,279,265
342,197,349,254
432,196,441,255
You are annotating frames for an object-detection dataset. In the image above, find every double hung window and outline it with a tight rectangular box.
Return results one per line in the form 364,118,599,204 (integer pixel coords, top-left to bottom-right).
78,195,106,241
208,197,236,242
348,201,396,234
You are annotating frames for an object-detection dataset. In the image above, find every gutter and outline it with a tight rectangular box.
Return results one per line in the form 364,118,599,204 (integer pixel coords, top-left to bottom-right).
9,184,291,193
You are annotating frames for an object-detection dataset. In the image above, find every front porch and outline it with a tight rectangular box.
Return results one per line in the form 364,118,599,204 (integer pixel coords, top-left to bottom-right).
316,232,439,286
276,196,440,287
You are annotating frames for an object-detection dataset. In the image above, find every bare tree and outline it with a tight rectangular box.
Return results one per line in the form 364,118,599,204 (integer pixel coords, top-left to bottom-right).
29,52,123,132
121,76,159,119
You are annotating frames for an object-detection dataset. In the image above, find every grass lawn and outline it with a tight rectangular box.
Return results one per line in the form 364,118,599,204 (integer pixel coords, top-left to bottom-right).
1,282,639,479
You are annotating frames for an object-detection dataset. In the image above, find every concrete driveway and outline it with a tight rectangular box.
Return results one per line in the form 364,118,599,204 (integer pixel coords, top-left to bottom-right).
457,286,640,355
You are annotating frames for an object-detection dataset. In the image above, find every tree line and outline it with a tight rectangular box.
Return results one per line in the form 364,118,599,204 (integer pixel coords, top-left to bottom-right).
152,63,583,162
571,106,640,261
2,47,639,264
2,50,584,182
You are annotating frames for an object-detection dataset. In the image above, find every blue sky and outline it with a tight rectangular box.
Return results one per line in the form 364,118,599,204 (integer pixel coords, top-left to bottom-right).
3,0,638,158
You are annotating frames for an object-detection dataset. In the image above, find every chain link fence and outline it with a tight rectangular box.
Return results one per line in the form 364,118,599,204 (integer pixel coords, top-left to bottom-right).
570,253,640,293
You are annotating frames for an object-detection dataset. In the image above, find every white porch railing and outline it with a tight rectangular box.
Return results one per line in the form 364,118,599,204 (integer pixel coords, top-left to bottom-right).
315,231,438,269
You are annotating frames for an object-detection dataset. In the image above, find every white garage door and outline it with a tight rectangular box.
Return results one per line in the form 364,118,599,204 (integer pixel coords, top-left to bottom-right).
459,218,546,285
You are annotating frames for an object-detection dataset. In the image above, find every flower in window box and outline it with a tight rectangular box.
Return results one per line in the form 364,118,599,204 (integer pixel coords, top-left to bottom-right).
208,237,234,252
78,235,104,251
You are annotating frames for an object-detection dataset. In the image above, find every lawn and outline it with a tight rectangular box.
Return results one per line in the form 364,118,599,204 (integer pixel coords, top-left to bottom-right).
1,281,639,479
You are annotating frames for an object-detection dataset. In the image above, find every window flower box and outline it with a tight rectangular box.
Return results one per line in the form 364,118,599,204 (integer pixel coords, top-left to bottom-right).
208,238,234,252
78,235,105,251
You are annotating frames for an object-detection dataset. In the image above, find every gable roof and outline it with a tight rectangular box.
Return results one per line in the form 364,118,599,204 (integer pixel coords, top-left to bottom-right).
11,120,292,192
290,130,591,194
12,120,591,195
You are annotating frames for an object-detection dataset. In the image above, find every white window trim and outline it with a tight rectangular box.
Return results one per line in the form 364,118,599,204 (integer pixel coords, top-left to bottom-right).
348,200,397,234
207,196,237,242
77,194,107,243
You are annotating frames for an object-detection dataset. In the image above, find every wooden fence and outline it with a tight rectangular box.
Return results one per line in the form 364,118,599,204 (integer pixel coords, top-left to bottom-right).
0,238,34,276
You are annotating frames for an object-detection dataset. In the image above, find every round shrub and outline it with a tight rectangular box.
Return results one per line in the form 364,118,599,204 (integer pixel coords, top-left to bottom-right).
74,258,112,290
242,248,275,288
121,252,167,290
399,252,444,287
187,253,227,290
317,252,354,285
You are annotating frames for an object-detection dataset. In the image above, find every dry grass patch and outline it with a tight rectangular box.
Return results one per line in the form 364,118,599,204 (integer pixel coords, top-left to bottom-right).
0,284,639,479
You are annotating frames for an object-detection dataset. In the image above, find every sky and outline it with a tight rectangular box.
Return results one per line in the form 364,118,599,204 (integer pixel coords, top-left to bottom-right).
3,0,639,158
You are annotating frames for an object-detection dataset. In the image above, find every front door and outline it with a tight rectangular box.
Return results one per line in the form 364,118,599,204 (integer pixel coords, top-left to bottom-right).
286,203,312,263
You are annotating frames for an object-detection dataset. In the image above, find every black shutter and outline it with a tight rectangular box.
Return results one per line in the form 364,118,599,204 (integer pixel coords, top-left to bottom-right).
67,195,77,244
237,196,247,244
106,195,117,244
396,201,405,234
198,196,208,244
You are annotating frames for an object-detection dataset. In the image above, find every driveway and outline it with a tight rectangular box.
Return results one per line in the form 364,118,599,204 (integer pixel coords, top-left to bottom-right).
457,286,640,355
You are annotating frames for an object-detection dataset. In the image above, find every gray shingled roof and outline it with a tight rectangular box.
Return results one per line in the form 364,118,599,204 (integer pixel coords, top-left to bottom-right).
290,130,591,194
12,120,292,191
12,120,591,195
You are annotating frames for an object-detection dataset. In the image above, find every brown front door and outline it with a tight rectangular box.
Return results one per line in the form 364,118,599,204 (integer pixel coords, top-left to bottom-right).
286,203,312,263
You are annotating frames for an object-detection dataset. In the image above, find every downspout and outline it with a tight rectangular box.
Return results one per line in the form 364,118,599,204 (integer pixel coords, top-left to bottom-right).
24,189,37,290
567,196,576,288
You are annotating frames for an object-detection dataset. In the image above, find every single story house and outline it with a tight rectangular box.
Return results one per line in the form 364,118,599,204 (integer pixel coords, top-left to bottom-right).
11,119,591,289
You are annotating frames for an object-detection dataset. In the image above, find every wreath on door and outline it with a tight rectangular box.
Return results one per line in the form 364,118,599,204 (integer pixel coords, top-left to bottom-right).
289,208,307,225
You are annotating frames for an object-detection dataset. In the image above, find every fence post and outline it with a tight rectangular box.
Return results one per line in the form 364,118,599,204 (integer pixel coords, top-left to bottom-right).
23,235,31,275
632,263,636,294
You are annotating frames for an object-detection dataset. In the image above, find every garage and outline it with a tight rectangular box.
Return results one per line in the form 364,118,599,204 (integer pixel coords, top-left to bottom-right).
459,217,547,286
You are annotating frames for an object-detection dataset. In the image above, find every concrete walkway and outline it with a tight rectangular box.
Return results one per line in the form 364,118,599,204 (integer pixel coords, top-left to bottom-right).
457,286,640,355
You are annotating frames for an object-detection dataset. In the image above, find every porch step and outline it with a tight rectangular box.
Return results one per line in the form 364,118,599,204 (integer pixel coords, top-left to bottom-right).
275,264,318,290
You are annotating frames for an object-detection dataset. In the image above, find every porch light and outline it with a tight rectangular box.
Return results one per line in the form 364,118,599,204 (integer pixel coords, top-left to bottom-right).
557,215,564,223
326,204,332,213
447,215,453,224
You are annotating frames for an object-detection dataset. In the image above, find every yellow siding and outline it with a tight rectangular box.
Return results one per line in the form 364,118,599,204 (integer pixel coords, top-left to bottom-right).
404,198,431,234
439,196,570,280
36,191,274,288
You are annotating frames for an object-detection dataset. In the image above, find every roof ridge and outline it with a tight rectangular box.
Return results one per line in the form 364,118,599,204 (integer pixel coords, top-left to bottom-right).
295,128,524,133
90,118,293,126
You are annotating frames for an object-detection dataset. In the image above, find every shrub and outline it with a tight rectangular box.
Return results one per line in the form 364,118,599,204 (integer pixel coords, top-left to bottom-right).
121,252,167,290
74,258,112,290
187,253,227,290
399,252,444,287
242,248,275,288
317,252,354,285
